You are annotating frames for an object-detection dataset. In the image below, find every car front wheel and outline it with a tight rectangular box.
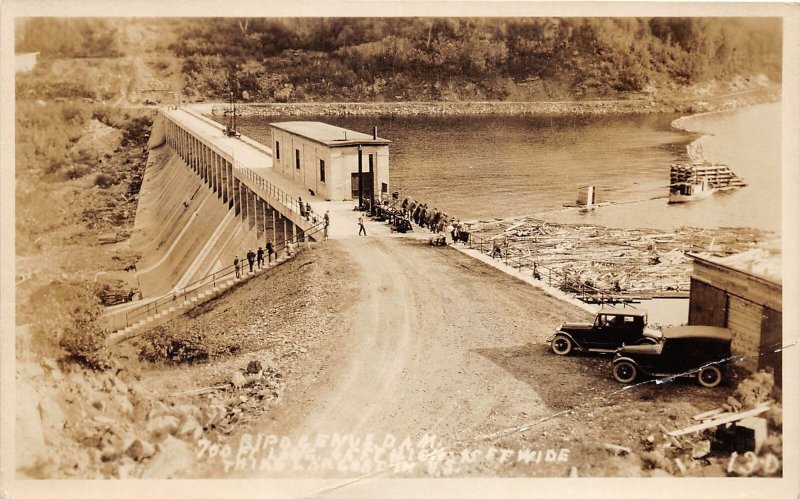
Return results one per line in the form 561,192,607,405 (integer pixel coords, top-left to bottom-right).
697,365,723,387
551,334,573,355
613,360,638,384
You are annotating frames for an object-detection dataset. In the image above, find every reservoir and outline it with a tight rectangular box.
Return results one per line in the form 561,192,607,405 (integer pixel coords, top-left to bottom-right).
233,102,780,233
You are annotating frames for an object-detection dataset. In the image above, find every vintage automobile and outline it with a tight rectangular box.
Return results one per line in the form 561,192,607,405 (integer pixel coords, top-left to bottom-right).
611,325,732,387
548,307,655,355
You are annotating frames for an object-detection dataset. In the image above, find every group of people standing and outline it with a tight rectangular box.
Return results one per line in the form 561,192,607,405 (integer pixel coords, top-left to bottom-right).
298,196,322,224
300,196,331,240
231,205,331,278
400,198,470,245
233,241,275,279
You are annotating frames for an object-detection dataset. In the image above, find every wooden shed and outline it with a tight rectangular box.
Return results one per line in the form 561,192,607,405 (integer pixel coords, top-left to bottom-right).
687,252,782,384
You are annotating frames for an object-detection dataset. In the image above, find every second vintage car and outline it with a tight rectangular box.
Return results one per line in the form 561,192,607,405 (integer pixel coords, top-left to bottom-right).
548,307,656,355
611,325,733,387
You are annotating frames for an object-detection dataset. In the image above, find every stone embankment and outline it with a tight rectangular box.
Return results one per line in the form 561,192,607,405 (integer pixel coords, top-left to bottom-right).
213,84,779,118
16,351,283,479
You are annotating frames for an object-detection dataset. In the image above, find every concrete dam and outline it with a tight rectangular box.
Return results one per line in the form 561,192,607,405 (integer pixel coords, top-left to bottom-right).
105,107,381,340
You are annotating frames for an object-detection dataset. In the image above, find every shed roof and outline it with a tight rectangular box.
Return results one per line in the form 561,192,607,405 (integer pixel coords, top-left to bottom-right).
688,246,781,286
270,121,391,148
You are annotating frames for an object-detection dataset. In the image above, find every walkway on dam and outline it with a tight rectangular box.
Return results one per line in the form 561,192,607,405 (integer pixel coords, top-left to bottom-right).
163,107,392,239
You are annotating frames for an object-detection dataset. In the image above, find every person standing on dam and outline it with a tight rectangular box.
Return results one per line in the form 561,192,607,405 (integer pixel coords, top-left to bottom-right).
234,256,241,279
256,247,264,269
246,249,256,273
358,215,367,236
266,240,274,263
323,210,330,240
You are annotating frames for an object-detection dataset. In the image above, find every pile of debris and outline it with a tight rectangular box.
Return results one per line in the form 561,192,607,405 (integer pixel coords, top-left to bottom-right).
468,218,768,296
637,370,782,477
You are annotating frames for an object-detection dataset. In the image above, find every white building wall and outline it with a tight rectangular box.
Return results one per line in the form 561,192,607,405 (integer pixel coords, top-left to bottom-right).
270,127,389,202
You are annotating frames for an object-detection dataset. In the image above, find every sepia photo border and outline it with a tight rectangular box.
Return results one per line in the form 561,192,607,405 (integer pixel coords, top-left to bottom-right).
1,1,797,498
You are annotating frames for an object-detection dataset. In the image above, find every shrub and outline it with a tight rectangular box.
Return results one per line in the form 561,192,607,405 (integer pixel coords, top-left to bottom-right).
64,165,90,180
93,173,115,188
139,327,209,364
32,282,111,370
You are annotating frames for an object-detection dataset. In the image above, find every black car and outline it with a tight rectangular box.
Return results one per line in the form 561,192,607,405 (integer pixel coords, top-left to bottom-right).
548,307,654,355
611,325,732,387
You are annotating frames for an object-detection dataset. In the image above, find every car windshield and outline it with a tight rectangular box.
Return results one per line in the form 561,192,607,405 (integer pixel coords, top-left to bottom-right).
596,313,645,327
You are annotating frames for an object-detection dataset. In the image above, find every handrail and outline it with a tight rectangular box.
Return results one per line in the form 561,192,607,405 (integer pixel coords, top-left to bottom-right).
164,114,305,219
232,158,306,218
115,220,327,330
463,232,627,306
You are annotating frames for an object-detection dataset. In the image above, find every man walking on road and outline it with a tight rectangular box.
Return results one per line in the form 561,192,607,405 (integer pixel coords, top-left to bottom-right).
358,215,367,236
234,255,241,278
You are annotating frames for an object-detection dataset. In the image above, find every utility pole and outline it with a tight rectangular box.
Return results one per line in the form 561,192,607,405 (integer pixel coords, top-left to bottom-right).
224,66,240,137
357,145,363,210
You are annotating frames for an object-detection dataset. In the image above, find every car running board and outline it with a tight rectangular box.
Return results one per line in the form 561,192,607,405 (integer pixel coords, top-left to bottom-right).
586,348,617,354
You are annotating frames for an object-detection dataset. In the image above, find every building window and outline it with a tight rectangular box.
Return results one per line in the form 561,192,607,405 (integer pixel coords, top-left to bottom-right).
319,159,326,182
295,149,300,169
275,141,280,159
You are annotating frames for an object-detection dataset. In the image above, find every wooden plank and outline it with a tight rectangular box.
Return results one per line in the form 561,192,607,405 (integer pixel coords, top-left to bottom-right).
691,259,782,311
668,405,770,436
692,408,725,421
688,279,727,327
729,295,763,357
759,308,782,386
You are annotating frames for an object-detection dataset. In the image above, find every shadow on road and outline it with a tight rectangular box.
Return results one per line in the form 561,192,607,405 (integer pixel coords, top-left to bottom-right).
474,343,731,413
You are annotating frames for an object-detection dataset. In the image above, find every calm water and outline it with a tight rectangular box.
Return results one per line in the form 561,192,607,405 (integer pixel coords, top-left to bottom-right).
550,103,782,232
235,103,780,232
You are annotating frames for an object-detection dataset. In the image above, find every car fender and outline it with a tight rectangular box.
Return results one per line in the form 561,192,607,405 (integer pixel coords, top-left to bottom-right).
549,331,584,351
612,355,658,377
612,355,638,366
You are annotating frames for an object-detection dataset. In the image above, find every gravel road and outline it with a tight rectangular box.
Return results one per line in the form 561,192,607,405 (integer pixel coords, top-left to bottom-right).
227,234,603,476
183,231,729,480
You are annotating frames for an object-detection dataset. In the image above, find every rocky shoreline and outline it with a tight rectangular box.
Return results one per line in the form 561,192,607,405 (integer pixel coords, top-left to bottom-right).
211,84,779,118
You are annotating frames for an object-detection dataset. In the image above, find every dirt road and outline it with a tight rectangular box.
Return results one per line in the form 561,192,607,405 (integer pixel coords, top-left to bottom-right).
263,235,578,438
206,229,732,482
211,233,618,478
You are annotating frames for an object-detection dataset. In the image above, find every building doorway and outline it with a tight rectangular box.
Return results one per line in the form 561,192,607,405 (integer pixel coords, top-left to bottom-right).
351,172,373,204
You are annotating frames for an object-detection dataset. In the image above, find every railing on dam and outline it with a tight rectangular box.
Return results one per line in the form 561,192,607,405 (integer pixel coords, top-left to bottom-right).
108,220,327,332
166,113,304,221
231,158,302,218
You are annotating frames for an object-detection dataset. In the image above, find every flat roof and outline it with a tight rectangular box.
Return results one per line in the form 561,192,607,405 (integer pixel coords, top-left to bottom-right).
689,248,781,286
270,121,391,148
597,307,647,317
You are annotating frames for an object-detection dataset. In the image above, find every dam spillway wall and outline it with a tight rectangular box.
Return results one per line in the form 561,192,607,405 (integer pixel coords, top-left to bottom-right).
131,145,261,298
128,111,313,300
